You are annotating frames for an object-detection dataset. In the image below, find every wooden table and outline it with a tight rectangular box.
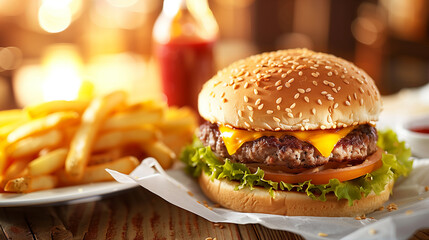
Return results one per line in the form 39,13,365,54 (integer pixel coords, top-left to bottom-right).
0,187,428,240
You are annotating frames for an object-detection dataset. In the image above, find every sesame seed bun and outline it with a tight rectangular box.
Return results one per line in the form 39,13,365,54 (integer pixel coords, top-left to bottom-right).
199,171,393,217
198,49,382,131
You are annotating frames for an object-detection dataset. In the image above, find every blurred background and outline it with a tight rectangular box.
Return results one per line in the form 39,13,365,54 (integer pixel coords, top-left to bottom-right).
0,0,428,110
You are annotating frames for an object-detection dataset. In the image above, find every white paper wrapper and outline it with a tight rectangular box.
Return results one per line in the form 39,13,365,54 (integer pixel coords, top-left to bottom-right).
107,158,429,240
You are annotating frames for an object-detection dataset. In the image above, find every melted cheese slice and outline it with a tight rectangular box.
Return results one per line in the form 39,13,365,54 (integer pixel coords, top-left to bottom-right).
219,125,355,157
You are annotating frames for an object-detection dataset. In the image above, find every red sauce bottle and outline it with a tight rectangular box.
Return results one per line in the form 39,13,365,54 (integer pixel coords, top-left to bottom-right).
153,0,218,111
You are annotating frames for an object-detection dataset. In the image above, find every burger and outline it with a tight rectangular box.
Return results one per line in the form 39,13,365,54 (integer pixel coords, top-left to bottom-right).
181,49,412,217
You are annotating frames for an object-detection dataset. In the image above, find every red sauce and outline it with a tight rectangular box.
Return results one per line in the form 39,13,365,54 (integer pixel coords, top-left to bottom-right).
410,127,429,134
155,40,215,111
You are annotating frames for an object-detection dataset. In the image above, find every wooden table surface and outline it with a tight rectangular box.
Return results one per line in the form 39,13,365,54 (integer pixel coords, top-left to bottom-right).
0,187,428,240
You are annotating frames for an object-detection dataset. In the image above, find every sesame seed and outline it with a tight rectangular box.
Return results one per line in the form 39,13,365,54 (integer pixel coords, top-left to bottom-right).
276,97,282,104
287,69,292,75
334,103,339,108
347,95,352,101
343,79,350,84
332,88,338,93
327,96,334,101
249,116,254,122
233,84,239,89
341,74,346,79
244,122,250,127
294,93,300,99
258,104,264,110
255,98,261,105
328,82,335,87
300,126,305,131
285,108,292,113
254,89,259,95
360,99,364,105
237,77,243,81
221,92,225,97
298,88,305,94
290,103,296,109
304,96,310,102
353,93,358,100
267,110,273,114
311,108,316,115
345,101,351,106
298,71,303,76
325,65,332,69
337,86,341,91
288,78,295,83
311,72,319,77
244,96,249,102
238,110,243,117
275,80,282,86
359,87,365,93
327,71,333,76
287,113,293,118
273,117,281,122
299,112,302,118
321,125,326,130
244,82,249,88
306,88,311,92
312,81,318,86
327,115,332,122
321,91,328,95
317,99,322,105
296,65,305,70
276,86,283,90
281,73,287,78
285,82,291,88
247,106,253,111
277,105,281,110
323,80,329,85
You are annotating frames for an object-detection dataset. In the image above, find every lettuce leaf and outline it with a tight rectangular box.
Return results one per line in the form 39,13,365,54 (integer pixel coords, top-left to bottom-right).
181,129,413,206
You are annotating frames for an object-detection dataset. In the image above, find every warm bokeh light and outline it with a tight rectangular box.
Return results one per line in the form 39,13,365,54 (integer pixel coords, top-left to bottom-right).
41,44,84,101
0,47,22,71
107,0,138,8
38,1,72,33
90,0,145,29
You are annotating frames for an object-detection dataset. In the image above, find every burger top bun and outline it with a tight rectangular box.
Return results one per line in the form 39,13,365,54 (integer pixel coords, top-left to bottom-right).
198,49,382,131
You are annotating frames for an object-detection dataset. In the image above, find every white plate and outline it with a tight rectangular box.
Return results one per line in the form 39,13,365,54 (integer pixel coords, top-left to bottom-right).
0,181,138,207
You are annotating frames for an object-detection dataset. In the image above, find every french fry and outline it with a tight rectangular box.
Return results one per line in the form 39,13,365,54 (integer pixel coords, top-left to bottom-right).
88,148,122,166
25,100,90,118
157,107,197,132
6,111,79,144
65,91,127,180
0,119,29,140
0,109,29,126
7,130,62,158
0,158,29,189
60,156,138,185
27,148,68,176
101,109,163,131
4,175,57,193
141,141,175,169
93,128,155,152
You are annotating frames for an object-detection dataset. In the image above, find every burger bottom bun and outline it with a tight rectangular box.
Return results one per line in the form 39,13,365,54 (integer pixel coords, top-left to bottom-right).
199,173,393,217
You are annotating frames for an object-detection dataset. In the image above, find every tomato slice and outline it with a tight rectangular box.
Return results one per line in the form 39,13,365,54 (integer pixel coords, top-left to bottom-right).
261,148,383,184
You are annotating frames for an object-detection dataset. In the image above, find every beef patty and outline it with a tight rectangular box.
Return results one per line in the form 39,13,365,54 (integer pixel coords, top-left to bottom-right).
198,122,378,169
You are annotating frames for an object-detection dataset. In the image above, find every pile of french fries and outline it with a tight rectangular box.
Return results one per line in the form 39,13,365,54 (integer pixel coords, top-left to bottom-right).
0,91,197,193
